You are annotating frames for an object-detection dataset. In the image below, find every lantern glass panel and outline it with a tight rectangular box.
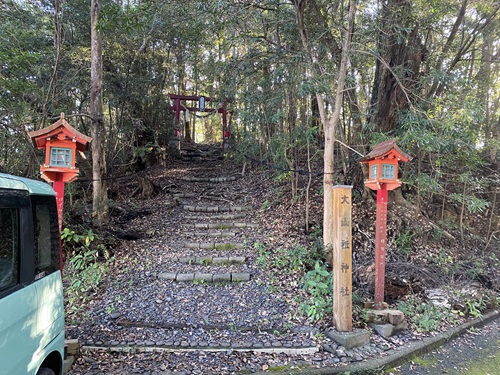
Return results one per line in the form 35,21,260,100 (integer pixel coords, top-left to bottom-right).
370,164,378,179
49,147,72,167
382,164,395,180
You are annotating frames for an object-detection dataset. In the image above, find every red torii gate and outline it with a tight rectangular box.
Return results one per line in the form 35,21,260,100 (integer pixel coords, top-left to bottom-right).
169,94,232,142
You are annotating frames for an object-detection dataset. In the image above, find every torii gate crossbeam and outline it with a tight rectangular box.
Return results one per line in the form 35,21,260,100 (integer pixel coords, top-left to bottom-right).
169,94,232,142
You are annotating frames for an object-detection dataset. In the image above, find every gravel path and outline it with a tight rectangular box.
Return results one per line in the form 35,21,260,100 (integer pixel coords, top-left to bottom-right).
392,317,500,375
66,156,429,374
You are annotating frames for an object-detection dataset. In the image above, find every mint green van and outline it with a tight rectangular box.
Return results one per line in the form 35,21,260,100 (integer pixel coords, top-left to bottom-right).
0,173,64,375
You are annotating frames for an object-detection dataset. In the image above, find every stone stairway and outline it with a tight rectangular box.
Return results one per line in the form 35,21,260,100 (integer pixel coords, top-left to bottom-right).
178,144,225,162
70,162,319,357
159,176,255,285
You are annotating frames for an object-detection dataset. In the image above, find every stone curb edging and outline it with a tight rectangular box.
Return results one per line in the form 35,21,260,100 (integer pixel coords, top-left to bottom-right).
248,309,500,375
80,345,318,356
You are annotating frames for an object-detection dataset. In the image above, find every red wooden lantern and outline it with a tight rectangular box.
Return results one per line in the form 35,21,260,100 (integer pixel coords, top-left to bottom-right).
29,113,92,241
360,139,411,307
29,113,92,184
360,138,411,191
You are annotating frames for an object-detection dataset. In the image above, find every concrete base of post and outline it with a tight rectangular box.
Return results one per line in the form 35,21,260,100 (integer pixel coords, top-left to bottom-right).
325,329,371,349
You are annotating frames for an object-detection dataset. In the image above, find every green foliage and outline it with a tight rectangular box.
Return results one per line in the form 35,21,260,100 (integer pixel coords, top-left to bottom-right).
464,260,487,280
299,78,330,96
261,200,271,210
0,0,498,254
254,239,331,322
255,241,271,266
431,227,444,240
68,251,107,295
395,228,415,257
62,228,110,322
0,0,56,175
429,250,498,289
397,296,460,333
61,228,95,248
254,239,324,274
430,251,454,273
494,296,500,308
464,297,486,318
231,137,262,165
409,173,443,195
299,261,333,322
448,193,490,214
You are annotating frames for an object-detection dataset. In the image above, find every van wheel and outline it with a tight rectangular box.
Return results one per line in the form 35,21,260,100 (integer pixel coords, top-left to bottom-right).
37,368,56,375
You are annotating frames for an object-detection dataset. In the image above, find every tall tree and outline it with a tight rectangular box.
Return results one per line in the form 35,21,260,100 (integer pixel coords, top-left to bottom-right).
368,0,425,134
296,0,357,263
90,0,107,223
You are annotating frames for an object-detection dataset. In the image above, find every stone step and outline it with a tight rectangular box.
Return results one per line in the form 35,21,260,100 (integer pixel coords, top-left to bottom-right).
176,256,246,264
181,176,237,183
193,231,236,237
157,272,251,283
182,242,244,250
184,213,247,220
183,205,251,213
184,222,258,229
173,193,197,199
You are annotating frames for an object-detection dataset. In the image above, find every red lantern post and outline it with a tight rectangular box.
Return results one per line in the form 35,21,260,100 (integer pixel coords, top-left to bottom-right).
29,113,92,269
360,139,411,308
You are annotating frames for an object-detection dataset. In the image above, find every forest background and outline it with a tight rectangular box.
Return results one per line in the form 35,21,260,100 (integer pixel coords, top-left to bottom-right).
1,0,499,258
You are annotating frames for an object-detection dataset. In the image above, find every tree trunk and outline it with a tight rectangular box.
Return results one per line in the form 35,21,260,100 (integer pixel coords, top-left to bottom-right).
327,0,356,264
90,0,108,224
478,20,499,162
296,0,356,265
368,0,425,133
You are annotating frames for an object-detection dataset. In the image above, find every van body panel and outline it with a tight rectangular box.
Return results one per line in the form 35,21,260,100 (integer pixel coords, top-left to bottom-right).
0,174,64,375
0,284,38,374
35,271,64,343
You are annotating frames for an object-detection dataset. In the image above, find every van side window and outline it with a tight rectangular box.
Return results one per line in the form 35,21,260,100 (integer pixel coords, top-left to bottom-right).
32,196,59,278
0,208,19,292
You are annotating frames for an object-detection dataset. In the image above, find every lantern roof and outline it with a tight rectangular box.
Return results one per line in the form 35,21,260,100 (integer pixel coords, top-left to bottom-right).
28,113,92,152
360,138,412,163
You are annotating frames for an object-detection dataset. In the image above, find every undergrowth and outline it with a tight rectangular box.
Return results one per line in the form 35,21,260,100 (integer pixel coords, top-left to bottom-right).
299,261,332,321
254,235,332,322
62,228,110,323
397,295,464,333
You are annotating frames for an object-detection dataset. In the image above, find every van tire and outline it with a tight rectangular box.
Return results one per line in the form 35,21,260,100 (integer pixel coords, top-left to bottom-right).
37,368,56,375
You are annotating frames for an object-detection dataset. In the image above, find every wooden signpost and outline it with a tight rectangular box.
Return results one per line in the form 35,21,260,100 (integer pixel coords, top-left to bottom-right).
332,185,353,332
